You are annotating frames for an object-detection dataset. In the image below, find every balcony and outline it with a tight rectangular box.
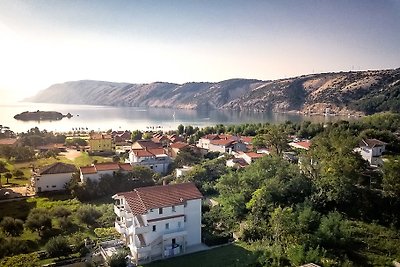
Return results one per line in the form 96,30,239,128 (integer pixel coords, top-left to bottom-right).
115,221,127,235
128,224,151,235
114,205,126,217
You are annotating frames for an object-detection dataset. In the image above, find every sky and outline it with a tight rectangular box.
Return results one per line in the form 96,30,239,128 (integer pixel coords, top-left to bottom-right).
0,0,400,102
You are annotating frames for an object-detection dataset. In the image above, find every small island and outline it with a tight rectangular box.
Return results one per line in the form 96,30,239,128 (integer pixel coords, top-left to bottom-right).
14,110,73,121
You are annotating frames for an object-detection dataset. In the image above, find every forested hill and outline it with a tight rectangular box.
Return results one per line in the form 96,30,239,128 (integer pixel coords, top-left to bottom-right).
28,68,400,115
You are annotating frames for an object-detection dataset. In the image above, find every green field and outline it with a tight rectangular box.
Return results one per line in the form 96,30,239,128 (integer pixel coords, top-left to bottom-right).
0,152,112,186
143,243,257,267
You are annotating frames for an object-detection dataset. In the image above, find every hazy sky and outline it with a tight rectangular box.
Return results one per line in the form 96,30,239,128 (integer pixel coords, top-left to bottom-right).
0,0,399,101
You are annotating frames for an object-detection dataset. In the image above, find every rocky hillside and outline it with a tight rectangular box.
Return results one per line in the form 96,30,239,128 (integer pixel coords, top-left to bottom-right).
28,69,400,115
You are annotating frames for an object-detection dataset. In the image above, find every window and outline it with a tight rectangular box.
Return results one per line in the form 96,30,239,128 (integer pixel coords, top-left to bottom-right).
178,221,181,228
165,223,169,230
159,208,163,214
52,185,56,188
152,225,156,232
184,215,187,222
36,178,40,181
172,206,175,212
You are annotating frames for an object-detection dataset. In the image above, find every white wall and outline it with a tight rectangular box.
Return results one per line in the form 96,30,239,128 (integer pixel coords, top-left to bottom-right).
184,199,202,246
35,173,73,192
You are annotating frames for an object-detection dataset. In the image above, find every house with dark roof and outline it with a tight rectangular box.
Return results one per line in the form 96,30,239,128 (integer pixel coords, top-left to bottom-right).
355,138,387,166
32,162,77,193
112,182,203,264
79,162,133,182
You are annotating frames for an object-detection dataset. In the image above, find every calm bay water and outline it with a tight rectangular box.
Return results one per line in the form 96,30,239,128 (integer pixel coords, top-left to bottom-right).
1,102,345,133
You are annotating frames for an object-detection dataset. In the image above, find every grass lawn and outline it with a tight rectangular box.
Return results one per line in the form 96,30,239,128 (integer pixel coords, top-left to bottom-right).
143,243,257,267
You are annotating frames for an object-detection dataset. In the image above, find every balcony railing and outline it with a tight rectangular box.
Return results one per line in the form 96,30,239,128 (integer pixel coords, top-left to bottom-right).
115,221,127,235
114,205,126,217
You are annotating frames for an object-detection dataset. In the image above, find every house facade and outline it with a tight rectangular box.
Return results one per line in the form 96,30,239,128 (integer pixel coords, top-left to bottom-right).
32,162,77,192
127,148,171,174
88,133,114,155
112,183,203,264
355,138,387,166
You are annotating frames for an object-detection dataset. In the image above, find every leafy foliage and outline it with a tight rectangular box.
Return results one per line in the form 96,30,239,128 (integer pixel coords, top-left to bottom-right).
45,235,71,258
0,217,24,237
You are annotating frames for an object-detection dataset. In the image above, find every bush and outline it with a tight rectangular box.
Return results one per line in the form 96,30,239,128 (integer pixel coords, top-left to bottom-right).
0,217,24,236
107,250,128,267
45,236,71,258
76,205,101,227
52,206,72,218
202,231,232,246
25,208,52,236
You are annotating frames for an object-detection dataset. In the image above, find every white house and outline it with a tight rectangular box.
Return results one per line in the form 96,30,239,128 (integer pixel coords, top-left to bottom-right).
175,166,193,178
80,162,132,182
112,182,203,265
355,138,387,166
127,148,171,174
33,162,77,193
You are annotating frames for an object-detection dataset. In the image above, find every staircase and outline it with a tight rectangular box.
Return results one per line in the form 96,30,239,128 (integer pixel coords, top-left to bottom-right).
137,234,146,247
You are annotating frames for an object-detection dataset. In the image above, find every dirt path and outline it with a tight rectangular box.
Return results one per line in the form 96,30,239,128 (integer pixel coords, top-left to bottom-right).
60,149,82,161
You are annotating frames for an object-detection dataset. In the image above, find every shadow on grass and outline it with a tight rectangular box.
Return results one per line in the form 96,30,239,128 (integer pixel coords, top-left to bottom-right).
0,198,36,220
145,243,258,267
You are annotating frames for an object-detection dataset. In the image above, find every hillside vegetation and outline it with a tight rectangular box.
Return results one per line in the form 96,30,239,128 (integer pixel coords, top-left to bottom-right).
28,68,400,115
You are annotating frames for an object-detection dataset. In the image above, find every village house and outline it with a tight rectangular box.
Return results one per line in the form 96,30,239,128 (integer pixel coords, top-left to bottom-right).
288,140,312,150
132,140,163,150
32,162,77,193
0,138,18,147
169,141,190,158
197,134,247,154
88,133,114,155
112,130,131,143
127,148,171,174
175,166,193,178
79,162,132,183
112,182,203,265
355,138,387,166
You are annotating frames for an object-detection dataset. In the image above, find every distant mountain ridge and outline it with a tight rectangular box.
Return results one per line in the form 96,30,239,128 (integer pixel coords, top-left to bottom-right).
28,68,400,115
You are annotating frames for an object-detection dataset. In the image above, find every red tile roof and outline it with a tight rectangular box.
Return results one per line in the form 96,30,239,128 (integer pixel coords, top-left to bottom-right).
147,148,166,156
80,163,133,174
94,162,120,171
289,140,311,150
240,136,253,144
170,142,189,149
244,152,265,159
134,140,163,149
361,138,387,148
0,138,18,146
115,183,203,215
210,139,234,146
119,163,132,171
132,149,155,157
80,166,97,174
39,162,77,175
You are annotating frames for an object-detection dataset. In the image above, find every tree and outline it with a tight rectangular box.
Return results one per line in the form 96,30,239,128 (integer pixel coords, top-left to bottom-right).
177,124,184,135
303,129,366,207
174,147,201,168
25,208,52,236
131,130,142,142
76,205,101,227
45,236,71,258
382,156,400,198
4,172,12,184
52,206,71,218
0,217,24,236
107,250,128,267
255,125,288,155
0,160,8,173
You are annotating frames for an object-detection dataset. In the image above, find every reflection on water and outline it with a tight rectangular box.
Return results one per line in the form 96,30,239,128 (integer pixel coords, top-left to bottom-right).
0,102,354,133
